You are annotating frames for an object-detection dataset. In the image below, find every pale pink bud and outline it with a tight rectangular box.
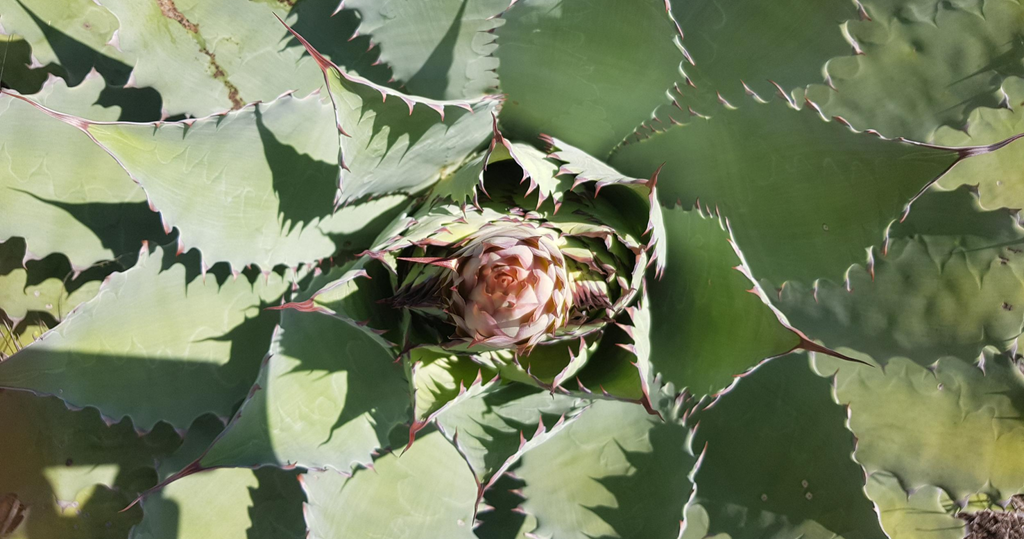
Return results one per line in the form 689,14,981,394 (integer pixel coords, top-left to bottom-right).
446,222,573,350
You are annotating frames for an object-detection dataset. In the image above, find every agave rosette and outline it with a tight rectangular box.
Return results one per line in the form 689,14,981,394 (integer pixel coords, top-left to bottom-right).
3,0,1024,538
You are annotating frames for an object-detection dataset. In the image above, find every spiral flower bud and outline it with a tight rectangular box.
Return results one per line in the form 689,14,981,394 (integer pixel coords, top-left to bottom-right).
446,222,573,349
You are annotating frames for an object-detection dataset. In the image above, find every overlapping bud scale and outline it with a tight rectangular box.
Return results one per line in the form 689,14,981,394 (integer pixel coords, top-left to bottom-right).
447,223,573,349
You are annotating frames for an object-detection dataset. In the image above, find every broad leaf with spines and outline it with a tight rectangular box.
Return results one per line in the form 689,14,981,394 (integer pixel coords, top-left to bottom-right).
0,390,180,539
495,0,685,156
609,96,975,285
0,0,130,86
0,245,294,430
806,0,1024,142
341,0,509,99
5,1,1024,538
683,355,886,539
775,186,1024,366
195,309,409,473
816,350,1024,504
663,0,859,112
302,431,479,539
131,415,306,539
934,77,1024,209
0,73,165,269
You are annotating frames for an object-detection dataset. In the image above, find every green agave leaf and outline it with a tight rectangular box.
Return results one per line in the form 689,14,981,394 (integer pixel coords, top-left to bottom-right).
281,19,500,205
96,0,324,116
0,245,291,430
0,0,130,86
301,430,478,539
0,238,105,324
511,400,693,539
664,0,858,111
684,356,885,539
14,70,117,117
608,95,961,285
132,416,305,539
573,312,648,402
489,133,570,210
775,186,1024,366
470,335,597,392
934,77,1024,210
806,0,1024,141
495,0,684,156
815,351,1024,503
341,0,508,99
0,35,55,95
132,468,305,539
474,472,537,539
649,205,801,397
864,473,963,539
409,348,497,431
9,88,410,269
0,267,100,322
196,309,408,472
434,384,586,487
433,150,489,205
0,390,179,539
282,0,395,87
0,74,166,269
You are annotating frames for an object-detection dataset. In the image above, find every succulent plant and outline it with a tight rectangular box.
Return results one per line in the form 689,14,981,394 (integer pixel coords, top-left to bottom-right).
2,1,1024,538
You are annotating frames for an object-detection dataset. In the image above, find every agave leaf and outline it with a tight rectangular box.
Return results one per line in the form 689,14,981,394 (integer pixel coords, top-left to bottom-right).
487,133,569,210
863,473,963,539
0,267,100,322
408,348,498,430
301,431,478,539
815,350,1024,504
663,0,857,112
94,0,325,116
573,316,648,402
648,206,803,397
0,74,166,268
341,0,508,99
8,87,416,269
509,400,693,539
470,336,597,392
495,0,684,156
131,416,305,539
0,0,130,86
195,309,408,473
0,245,292,430
434,384,586,487
805,0,1024,141
0,35,52,94
0,390,180,539
286,30,500,205
609,96,963,285
0,238,119,357
684,356,885,539
433,151,490,206
132,468,305,539
934,77,1024,209
775,186,1024,366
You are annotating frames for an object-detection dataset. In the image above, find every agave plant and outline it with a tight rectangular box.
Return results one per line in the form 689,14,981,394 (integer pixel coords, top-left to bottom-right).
3,0,1024,538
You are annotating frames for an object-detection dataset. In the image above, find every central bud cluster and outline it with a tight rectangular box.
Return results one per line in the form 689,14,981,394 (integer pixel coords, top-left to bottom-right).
447,223,573,349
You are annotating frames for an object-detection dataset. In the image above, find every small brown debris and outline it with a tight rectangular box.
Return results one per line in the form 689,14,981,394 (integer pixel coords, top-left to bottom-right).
157,0,199,33
154,0,243,109
0,493,27,537
959,495,1024,539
